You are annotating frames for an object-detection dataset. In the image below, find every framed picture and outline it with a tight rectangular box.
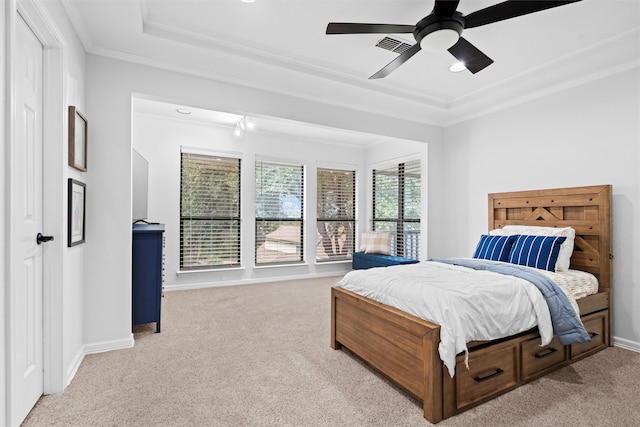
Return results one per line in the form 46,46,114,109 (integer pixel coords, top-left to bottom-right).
68,179,86,247
68,106,88,171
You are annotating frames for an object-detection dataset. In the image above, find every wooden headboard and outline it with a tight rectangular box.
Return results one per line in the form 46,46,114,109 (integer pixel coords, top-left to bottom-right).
488,185,612,290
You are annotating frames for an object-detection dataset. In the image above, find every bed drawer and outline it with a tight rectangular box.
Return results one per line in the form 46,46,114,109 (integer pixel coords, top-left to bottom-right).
455,345,518,410
572,311,608,359
521,336,567,381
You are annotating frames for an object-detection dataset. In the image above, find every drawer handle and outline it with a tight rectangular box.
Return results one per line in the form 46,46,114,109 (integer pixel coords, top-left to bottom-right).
474,368,504,383
534,347,558,359
589,332,599,338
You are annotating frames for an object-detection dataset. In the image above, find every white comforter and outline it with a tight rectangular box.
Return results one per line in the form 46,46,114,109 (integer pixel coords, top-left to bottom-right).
337,261,553,377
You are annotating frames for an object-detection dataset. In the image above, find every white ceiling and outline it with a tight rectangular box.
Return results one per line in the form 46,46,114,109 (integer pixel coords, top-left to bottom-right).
65,0,640,143
131,97,398,147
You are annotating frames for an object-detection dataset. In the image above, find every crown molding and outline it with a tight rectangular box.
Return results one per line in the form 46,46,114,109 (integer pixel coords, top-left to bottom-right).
450,28,640,110
60,0,92,51
444,28,640,125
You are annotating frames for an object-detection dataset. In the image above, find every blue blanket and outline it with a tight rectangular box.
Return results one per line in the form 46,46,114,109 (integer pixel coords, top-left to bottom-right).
430,258,591,345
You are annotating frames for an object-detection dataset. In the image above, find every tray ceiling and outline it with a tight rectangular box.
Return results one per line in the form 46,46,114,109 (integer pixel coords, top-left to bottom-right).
65,0,639,130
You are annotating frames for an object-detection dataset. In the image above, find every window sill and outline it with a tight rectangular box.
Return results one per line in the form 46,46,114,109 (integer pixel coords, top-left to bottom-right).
177,266,245,275
315,259,352,265
253,262,309,269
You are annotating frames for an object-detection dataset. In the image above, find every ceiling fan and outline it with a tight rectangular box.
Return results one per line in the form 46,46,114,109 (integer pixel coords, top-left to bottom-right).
326,0,581,79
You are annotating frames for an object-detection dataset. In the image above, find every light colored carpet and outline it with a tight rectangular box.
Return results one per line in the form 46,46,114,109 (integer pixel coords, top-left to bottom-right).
23,275,640,426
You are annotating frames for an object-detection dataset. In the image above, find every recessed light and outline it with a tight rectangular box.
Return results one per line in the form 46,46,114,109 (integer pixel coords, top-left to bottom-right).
449,62,466,73
241,0,255,3
176,108,191,115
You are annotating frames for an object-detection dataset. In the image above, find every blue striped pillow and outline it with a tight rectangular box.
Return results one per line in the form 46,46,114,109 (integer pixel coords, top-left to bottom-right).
508,235,567,272
472,234,517,262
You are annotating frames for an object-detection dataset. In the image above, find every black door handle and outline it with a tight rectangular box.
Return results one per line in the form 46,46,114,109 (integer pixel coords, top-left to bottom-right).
36,233,54,245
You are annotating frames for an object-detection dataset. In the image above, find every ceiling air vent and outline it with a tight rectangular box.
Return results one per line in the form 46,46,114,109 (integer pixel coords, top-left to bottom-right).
375,36,412,54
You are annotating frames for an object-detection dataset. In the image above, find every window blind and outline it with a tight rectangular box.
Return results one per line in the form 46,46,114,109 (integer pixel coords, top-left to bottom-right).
316,168,355,261
372,159,421,259
180,152,241,270
255,160,304,265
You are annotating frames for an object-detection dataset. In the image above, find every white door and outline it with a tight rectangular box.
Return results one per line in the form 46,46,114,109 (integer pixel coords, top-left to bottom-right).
10,14,45,426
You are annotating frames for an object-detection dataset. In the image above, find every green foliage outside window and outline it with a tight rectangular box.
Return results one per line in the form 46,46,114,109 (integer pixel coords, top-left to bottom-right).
373,160,421,258
180,153,241,269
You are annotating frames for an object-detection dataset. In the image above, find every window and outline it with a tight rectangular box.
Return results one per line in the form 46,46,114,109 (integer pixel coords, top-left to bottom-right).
317,167,356,261
180,151,241,270
255,160,304,265
372,159,421,259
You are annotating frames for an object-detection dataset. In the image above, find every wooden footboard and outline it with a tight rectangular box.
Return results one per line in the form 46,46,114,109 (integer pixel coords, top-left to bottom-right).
333,285,610,423
331,286,444,423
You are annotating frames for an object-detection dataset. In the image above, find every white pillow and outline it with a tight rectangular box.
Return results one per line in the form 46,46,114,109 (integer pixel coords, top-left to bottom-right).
359,231,393,255
489,225,575,272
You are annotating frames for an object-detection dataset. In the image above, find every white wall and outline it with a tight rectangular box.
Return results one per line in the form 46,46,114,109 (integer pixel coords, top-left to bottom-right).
1,0,7,420
132,112,398,288
439,68,640,349
85,54,442,349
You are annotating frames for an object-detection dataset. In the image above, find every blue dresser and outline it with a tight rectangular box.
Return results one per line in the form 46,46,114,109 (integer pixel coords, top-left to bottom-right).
132,223,165,332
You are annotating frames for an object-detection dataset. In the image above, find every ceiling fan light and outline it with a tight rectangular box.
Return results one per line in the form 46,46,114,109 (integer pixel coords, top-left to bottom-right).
449,62,466,72
419,29,460,51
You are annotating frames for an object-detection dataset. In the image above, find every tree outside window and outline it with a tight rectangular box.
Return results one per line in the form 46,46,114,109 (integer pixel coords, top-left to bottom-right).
372,159,421,259
180,152,241,270
255,160,304,265
317,168,355,261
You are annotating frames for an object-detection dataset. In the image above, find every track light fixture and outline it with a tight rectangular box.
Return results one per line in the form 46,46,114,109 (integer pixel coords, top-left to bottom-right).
234,116,254,137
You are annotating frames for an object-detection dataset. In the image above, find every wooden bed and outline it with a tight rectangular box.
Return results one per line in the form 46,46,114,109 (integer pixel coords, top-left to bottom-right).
331,185,612,423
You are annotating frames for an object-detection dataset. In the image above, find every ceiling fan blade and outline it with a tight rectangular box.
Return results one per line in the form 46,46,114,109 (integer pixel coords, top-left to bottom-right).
447,37,493,74
464,0,581,29
433,0,460,17
326,23,416,35
369,43,422,79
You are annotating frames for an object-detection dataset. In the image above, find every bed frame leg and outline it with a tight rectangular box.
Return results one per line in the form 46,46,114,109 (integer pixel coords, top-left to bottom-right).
331,288,342,350
423,329,443,423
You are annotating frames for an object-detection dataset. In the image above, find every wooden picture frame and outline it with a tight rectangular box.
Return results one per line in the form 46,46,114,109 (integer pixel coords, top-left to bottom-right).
68,106,88,171
68,179,86,247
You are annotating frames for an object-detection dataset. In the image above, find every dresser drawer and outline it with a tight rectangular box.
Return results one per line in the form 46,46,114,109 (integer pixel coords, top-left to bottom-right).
455,345,518,409
521,336,566,381
572,311,608,359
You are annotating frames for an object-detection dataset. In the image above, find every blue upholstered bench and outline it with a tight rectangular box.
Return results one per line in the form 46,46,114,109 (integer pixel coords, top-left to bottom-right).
352,252,419,270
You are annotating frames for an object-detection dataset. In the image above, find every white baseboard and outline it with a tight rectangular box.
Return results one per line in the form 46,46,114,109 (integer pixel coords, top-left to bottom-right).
613,336,640,352
65,348,85,387
163,271,346,292
84,333,135,355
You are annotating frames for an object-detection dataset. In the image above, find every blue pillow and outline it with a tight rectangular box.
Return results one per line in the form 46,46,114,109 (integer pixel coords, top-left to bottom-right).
508,235,567,272
472,234,517,262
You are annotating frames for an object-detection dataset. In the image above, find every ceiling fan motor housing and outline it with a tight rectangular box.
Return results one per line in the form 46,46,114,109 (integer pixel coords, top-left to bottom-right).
414,12,465,50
